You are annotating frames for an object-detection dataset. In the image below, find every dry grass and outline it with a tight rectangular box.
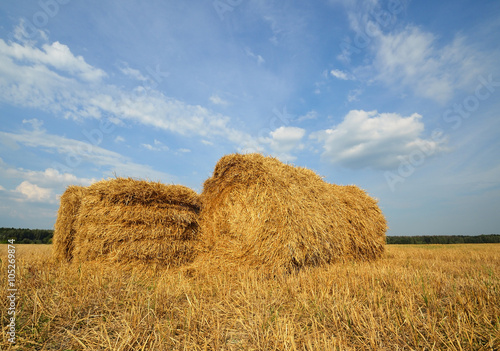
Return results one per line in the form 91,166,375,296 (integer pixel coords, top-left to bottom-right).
1,243,499,350
197,153,387,273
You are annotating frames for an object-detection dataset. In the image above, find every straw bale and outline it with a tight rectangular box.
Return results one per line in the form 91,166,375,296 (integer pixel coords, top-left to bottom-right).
53,185,86,262
329,184,387,259
196,153,387,273
73,178,201,267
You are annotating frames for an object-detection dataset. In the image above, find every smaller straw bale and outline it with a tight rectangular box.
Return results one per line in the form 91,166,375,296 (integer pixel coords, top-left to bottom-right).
73,178,201,268
53,185,86,262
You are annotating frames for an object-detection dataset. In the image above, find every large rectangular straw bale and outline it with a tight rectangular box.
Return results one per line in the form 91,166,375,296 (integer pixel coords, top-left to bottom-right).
72,178,201,267
53,185,86,262
195,153,387,273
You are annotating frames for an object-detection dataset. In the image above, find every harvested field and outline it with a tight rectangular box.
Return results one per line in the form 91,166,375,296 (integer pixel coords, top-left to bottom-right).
2,244,499,350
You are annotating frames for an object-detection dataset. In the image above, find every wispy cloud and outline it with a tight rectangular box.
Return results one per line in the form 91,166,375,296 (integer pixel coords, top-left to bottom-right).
141,139,169,152
347,89,362,102
244,47,265,65
297,110,318,122
330,69,353,80
209,94,229,106
177,148,191,154
118,62,149,82
12,18,48,44
332,1,489,104
369,26,485,103
0,38,255,147
0,120,176,181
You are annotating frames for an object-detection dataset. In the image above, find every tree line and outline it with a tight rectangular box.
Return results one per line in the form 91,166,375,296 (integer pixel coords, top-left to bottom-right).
0,228,53,244
386,234,500,245
0,227,499,245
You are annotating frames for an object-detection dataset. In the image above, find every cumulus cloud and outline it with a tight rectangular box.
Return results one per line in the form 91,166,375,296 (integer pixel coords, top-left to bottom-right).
261,126,306,161
15,181,53,203
312,110,447,169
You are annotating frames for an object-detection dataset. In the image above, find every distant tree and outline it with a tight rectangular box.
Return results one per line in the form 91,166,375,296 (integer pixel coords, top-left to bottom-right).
386,234,500,245
0,227,53,244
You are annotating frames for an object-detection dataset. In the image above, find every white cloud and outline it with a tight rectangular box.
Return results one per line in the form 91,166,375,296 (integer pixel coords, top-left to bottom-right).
15,181,53,203
312,110,448,170
2,167,95,188
270,126,306,151
22,118,44,130
12,18,49,44
0,185,5,191
0,38,256,150
92,91,229,136
118,62,148,82
0,39,106,83
141,139,169,152
245,47,265,65
333,0,490,104
369,26,481,103
0,121,176,181
347,89,362,102
297,110,318,122
209,94,229,106
329,0,379,38
261,126,306,161
141,144,155,151
330,69,352,80
114,136,125,143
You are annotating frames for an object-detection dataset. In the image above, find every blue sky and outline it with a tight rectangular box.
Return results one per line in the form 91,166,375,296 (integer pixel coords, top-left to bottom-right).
0,0,499,235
